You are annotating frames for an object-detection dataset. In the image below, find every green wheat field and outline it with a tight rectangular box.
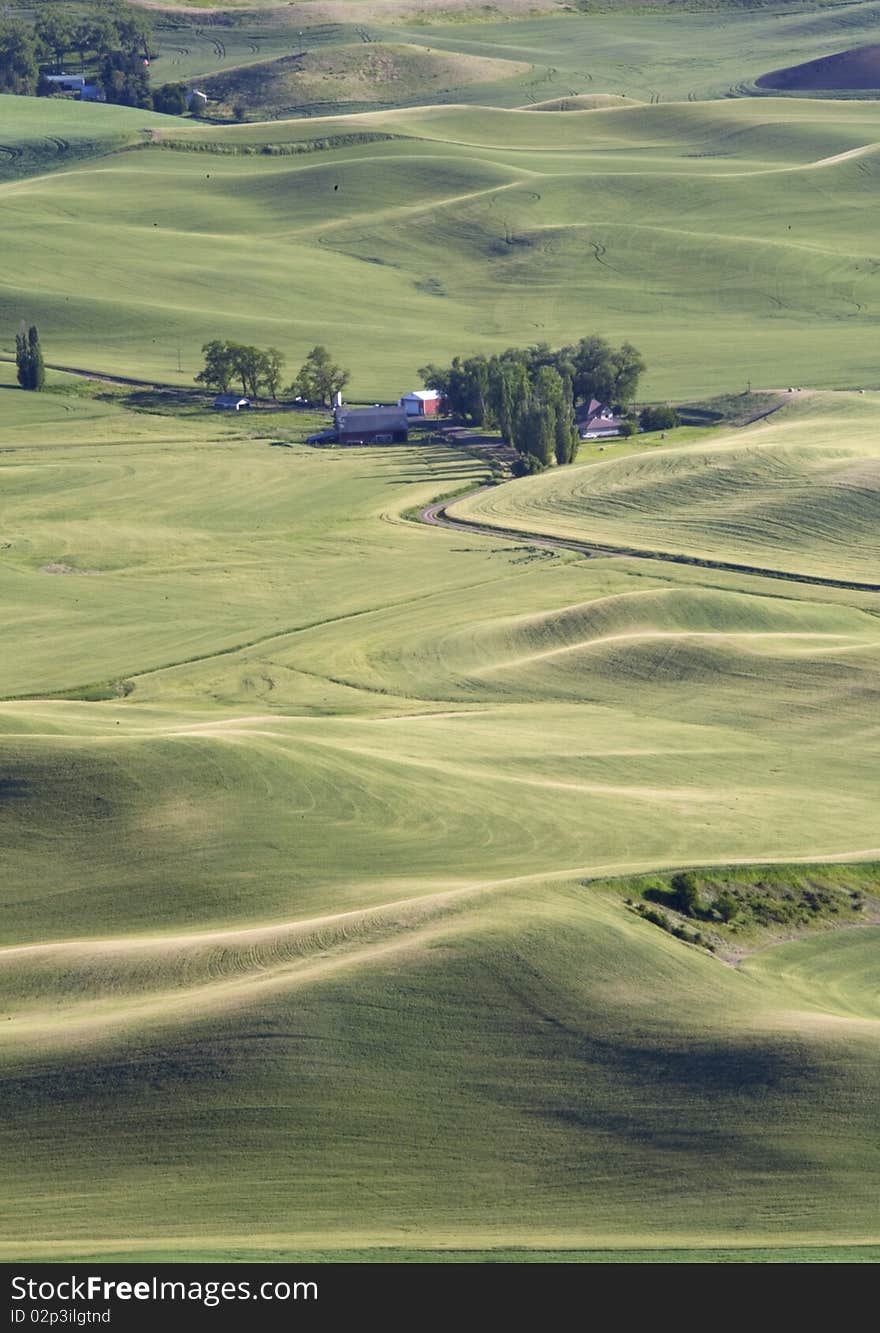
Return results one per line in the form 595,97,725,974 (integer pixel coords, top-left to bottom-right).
1,0,879,1263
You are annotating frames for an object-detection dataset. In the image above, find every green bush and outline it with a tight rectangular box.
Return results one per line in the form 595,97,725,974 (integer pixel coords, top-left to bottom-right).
153,82,188,116
670,871,702,917
640,404,680,432
512,453,546,477
714,891,739,923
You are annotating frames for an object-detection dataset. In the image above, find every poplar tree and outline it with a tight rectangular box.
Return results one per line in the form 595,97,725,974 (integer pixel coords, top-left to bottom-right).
15,323,28,389
28,325,45,391
15,322,45,390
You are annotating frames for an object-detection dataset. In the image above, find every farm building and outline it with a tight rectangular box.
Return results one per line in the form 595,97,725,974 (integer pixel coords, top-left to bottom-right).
42,73,104,100
213,394,251,411
399,389,443,417
334,406,409,444
43,73,86,93
577,397,624,439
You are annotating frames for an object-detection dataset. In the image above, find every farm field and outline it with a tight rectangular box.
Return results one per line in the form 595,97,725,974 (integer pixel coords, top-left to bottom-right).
385,2,880,107
3,95,880,398
449,391,880,584
11,0,880,124
134,1,880,119
1,368,879,1259
1,20,880,1259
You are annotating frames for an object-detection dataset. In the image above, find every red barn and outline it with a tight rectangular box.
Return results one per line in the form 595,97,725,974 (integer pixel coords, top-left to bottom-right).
399,389,443,417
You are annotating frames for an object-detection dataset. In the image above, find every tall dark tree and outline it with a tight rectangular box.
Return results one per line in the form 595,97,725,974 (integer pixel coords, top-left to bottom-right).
570,335,616,407
419,355,491,425
34,7,74,70
610,342,646,407
553,370,579,465
261,348,285,401
291,346,350,407
570,335,645,408
15,323,28,389
520,401,555,467
195,340,236,393
0,20,39,94
106,2,152,59
98,49,151,108
230,343,267,399
488,357,530,443
27,325,45,391
16,322,45,391
88,12,120,60
72,16,93,71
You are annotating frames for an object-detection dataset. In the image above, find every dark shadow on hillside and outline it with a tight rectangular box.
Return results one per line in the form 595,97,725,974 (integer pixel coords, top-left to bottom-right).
757,43,880,92
99,388,207,415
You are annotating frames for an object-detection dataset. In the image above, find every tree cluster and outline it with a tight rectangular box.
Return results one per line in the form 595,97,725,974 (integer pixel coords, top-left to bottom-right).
419,336,645,470
16,324,45,391
0,20,39,94
0,3,164,109
194,342,352,407
35,3,150,71
195,341,285,400
493,360,578,470
288,346,349,407
96,48,150,108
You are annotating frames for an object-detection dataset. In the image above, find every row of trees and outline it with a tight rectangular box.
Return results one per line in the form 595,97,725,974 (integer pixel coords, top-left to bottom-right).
33,3,149,71
0,4,161,109
195,341,285,401
195,342,350,407
15,324,45,391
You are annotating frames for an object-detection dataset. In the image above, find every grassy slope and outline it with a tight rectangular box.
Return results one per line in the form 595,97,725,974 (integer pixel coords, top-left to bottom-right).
0,96,181,182
198,43,533,118
3,96,880,397
12,2,880,118
388,3,880,106
1,79,879,1258
3,880,879,1256
450,392,880,582
1,375,879,1257
145,3,880,113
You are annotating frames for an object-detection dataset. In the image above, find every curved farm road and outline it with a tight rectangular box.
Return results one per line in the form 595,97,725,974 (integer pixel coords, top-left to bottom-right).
419,491,880,594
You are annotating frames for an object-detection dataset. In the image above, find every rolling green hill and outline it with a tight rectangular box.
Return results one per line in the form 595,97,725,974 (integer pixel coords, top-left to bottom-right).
141,0,880,116
1,371,879,1258
450,392,880,583
2,35,880,1260
197,43,533,119
2,95,880,398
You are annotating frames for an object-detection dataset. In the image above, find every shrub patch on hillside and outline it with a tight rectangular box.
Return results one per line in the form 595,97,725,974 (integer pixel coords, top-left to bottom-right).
605,862,879,957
